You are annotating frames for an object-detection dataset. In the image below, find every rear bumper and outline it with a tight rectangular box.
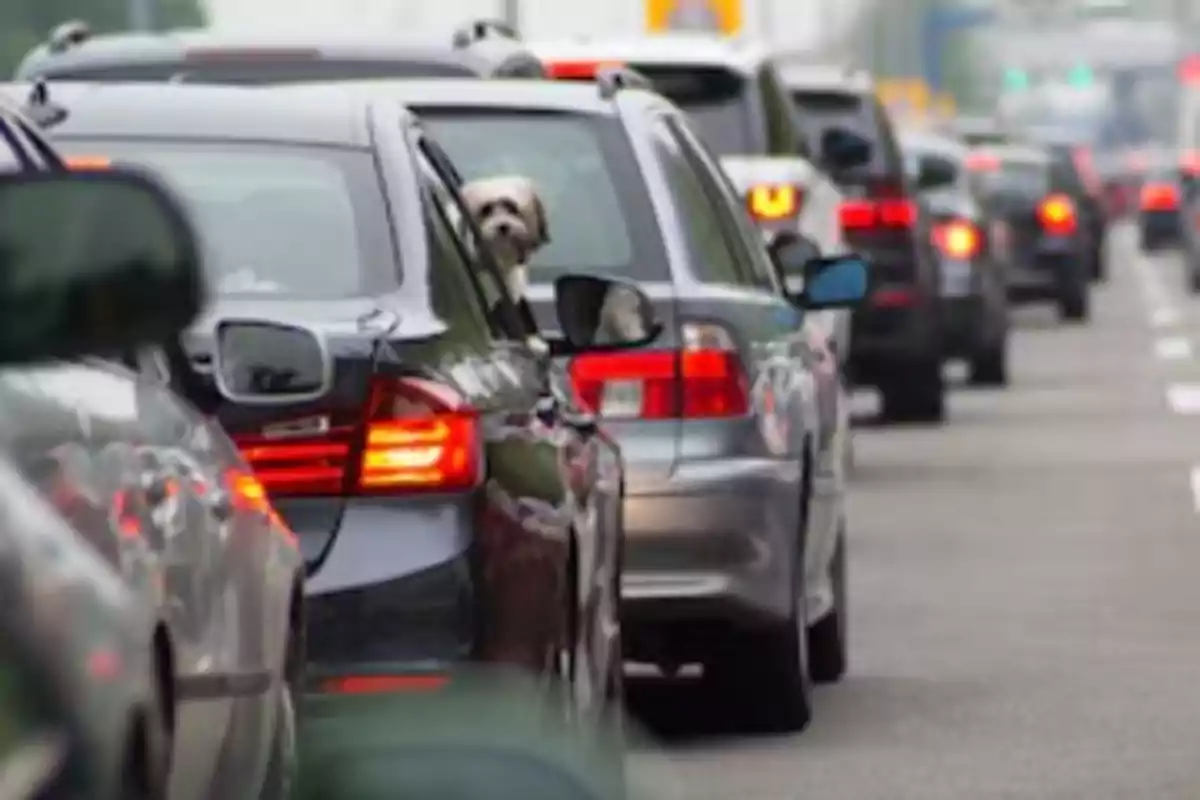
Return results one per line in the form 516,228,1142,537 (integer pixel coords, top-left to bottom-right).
847,293,939,384
1005,238,1086,301
940,296,986,357
619,456,803,657
1141,210,1181,247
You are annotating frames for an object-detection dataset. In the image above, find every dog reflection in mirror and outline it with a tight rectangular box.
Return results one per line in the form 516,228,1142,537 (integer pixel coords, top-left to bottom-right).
461,175,549,303
594,284,648,345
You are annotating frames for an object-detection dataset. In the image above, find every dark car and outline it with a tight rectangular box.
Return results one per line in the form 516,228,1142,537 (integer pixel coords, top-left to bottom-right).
779,62,946,422
0,94,305,799
0,159,214,800
900,130,1010,386
1031,139,1109,281
353,74,868,732
27,81,645,727
14,18,546,83
1138,159,1184,251
967,145,1092,322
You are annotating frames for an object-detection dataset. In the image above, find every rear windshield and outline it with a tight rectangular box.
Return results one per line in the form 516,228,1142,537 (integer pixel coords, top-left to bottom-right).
972,160,1048,200
29,58,477,83
55,139,395,296
630,65,754,156
419,110,668,280
789,88,895,176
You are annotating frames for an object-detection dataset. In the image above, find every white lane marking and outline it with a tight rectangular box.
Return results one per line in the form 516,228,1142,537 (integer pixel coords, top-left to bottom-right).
1166,383,1200,413
1151,307,1181,328
1190,467,1200,513
1156,337,1193,360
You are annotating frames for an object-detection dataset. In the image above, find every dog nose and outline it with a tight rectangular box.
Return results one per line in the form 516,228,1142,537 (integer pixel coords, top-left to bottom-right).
497,222,512,236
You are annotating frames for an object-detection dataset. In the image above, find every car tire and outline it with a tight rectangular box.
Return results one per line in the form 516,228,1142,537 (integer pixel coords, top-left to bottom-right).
968,340,1008,386
1187,264,1200,295
808,524,847,684
259,679,298,800
1058,282,1089,322
1090,248,1106,282
120,699,170,800
881,358,945,424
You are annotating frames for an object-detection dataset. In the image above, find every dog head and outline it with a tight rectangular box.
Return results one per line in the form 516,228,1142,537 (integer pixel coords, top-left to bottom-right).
460,175,550,275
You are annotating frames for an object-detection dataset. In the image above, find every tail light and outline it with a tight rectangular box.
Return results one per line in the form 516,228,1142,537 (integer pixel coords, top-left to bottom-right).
1072,147,1102,196
932,220,981,260
235,376,480,497
1140,182,1180,212
965,153,999,172
1037,193,1077,235
65,155,112,171
747,184,802,222
545,60,624,80
838,198,917,231
568,322,749,420
1183,151,1200,175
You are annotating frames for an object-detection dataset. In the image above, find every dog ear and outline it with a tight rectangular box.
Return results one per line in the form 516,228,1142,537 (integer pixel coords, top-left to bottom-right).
533,195,550,245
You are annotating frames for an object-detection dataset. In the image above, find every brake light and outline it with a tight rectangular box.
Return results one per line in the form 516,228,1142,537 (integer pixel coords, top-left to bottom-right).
65,155,112,171
234,376,480,497
932,220,980,260
747,184,801,221
1037,193,1077,235
1183,151,1200,175
545,59,624,80
568,322,749,420
1141,182,1179,212
965,153,1000,171
838,198,917,230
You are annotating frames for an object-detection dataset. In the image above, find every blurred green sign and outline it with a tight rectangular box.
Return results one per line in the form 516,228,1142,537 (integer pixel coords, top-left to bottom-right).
1067,64,1094,87
1002,68,1030,91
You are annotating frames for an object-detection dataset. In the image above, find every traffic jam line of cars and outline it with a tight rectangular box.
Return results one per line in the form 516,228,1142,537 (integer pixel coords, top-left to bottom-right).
0,16,1115,799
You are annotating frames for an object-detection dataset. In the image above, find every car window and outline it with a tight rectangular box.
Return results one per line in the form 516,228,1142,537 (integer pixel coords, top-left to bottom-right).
972,159,1049,200
1048,153,1087,195
650,120,751,287
788,89,903,177
35,59,479,84
631,64,756,156
421,110,653,280
664,117,779,292
758,65,810,159
56,138,394,297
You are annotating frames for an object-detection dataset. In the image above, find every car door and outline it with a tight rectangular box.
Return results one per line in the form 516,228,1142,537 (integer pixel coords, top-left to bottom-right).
413,134,616,711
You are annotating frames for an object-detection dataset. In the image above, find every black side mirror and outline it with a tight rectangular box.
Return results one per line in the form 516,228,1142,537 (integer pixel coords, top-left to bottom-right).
916,155,957,191
0,169,204,365
212,319,333,404
767,231,821,297
820,126,872,171
550,274,662,356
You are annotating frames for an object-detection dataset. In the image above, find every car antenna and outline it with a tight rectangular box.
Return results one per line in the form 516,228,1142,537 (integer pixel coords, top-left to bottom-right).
23,78,68,129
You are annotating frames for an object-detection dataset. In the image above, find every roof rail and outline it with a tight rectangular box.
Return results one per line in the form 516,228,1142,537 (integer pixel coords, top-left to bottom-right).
47,20,92,54
595,65,651,100
451,18,519,49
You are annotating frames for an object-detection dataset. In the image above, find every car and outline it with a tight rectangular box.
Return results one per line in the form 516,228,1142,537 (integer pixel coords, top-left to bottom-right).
26,80,651,731
350,74,869,730
1138,159,1184,252
3,85,308,799
951,114,1013,147
13,17,547,83
779,62,947,422
967,144,1092,322
1039,140,1110,281
899,129,1010,386
0,162,209,800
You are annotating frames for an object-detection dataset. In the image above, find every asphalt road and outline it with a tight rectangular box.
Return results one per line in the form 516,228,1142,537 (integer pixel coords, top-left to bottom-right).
625,224,1200,800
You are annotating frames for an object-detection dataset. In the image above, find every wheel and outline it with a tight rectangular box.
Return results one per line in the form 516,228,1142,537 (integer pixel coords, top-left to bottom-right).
259,680,298,800
968,340,1008,387
119,699,170,799
1058,282,1089,322
808,524,847,684
881,358,945,423
1089,247,1106,282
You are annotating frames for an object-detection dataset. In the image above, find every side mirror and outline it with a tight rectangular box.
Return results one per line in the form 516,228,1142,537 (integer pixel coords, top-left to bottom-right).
820,126,872,171
0,169,204,365
766,231,822,297
550,274,661,356
800,255,870,310
213,319,333,404
916,155,958,191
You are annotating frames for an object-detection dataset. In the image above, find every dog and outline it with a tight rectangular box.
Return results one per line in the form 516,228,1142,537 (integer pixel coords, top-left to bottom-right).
594,284,648,344
460,175,549,303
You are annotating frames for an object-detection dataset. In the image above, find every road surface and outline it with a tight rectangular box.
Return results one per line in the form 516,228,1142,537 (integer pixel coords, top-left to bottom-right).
626,224,1200,800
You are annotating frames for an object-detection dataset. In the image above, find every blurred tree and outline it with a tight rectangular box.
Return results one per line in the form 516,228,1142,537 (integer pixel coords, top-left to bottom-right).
0,0,206,77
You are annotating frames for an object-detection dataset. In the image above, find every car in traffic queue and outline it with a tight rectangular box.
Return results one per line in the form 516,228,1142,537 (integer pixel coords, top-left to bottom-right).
1038,140,1110,281
966,145,1093,322
26,81,647,730
779,62,948,423
13,17,547,84
1138,158,1185,252
0,92,305,800
951,115,1013,148
347,73,870,731
899,129,1010,386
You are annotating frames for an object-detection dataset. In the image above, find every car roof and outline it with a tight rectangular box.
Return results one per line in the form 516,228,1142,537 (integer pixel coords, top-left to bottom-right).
527,35,773,75
974,144,1048,164
19,29,524,76
774,61,871,92
1,81,375,146
899,129,968,158
279,78,627,116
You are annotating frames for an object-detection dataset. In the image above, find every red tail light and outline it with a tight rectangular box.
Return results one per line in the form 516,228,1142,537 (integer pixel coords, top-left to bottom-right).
568,323,749,420
1037,193,1077,235
1183,151,1200,175
545,59,624,80
235,376,480,497
838,198,917,231
965,153,999,171
932,220,981,260
1140,182,1179,212
1072,147,1102,195
747,184,802,221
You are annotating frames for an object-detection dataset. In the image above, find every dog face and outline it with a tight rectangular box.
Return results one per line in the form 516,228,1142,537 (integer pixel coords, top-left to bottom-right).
460,175,550,275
